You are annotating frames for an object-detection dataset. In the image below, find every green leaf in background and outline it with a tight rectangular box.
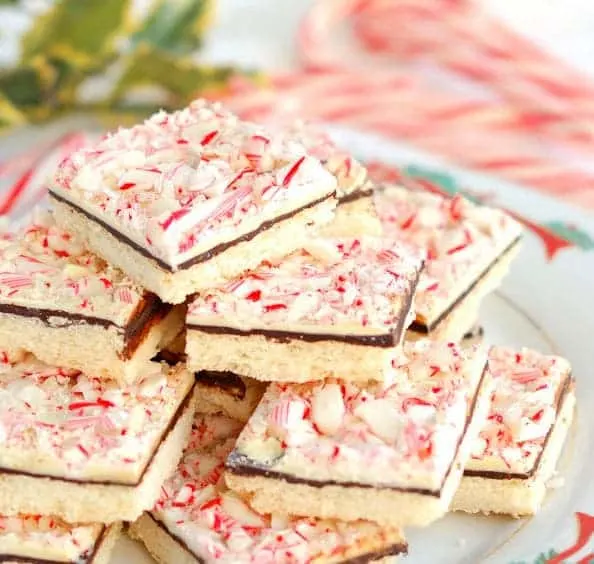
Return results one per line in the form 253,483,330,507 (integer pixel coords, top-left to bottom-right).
111,46,237,106
0,93,25,128
0,62,56,108
21,0,131,70
131,0,213,53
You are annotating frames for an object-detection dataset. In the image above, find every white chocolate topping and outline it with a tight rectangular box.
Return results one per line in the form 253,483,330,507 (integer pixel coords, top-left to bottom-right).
0,209,147,326
233,341,487,492
280,121,369,198
51,100,337,269
153,413,403,563
0,353,193,482
0,514,103,562
374,185,522,326
187,236,423,336
467,346,572,475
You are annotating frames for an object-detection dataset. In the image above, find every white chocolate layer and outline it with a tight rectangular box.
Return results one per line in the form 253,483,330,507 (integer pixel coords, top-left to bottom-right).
375,185,522,328
132,413,406,563
187,236,422,336
229,341,488,493
0,354,193,482
51,100,337,270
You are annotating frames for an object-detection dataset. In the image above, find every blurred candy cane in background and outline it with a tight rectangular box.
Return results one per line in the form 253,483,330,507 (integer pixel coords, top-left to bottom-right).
222,0,594,208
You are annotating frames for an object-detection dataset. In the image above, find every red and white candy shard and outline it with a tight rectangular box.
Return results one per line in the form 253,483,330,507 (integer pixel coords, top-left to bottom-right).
468,346,571,474
51,100,337,268
0,353,190,481
279,121,368,197
0,209,144,325
153,413,400,563
374,186,522,324
187,236,423,333
0,514,103,561
236,340,487,492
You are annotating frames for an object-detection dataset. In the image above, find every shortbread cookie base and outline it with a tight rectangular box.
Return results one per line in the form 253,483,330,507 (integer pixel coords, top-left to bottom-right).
130,512,405,564
51,196,337,304
0,389,196,523
225,370,492,527
407,242,520,342
194,376,266,424
452,388,575,517
0,306,184,384
321,196,382,237
187,330,397,383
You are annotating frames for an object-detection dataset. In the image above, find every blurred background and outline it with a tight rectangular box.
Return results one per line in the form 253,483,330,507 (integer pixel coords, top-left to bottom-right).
3,0,594,210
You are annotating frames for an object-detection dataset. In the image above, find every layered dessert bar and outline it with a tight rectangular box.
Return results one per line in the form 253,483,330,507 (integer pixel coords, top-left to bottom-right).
0,515,120,564
186,236,423,383
195,370,267,424
0,353,195,523
0,211,183,383
49,100,338,304
225,341,491,527
130,413,407,563
452,346,575,516
375,186,522,341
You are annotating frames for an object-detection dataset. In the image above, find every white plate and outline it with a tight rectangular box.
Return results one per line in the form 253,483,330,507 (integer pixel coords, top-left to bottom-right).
2,123,594,563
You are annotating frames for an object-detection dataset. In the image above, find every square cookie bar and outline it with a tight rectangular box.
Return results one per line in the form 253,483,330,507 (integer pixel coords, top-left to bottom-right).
187,236,423,383
0,515,120,564
0,211,183,383
452,346,575,516
130,412,407,563
0,354,195,523
375,186,522,341
225,341,491,527
49,100,338,304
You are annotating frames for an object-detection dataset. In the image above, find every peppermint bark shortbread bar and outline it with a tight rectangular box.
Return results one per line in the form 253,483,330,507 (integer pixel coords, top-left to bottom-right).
129,413,408,564
0,354,195,523
0,211,183,383
375,186,522,341
0,515,121,564
186,236,423,383
225,341,491,527
452,346,575,516
49,100,338,304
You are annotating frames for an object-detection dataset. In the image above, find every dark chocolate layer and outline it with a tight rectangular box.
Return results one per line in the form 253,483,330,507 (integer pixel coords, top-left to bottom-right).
188,266,422,348
464,374,573,481
195,370,247,400
338,187,373,205
0,524,106,564
0,293,171,361
147,512,407,564
0,383,195,487
408,236,521,334
49,190,336,273
226,366,487,497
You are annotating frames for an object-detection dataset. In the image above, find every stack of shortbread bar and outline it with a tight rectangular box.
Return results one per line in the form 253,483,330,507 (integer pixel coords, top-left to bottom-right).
0,99,575,563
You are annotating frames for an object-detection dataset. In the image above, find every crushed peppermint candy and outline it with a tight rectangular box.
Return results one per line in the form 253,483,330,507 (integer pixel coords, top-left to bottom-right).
187,236,423,333
374,185,522,325
0,209,145,325
152,413,404,564
0,353,193,482
232,341,487,492
0,514,103,562
280,121,368,198
467,346,572,475
50,100,337,267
